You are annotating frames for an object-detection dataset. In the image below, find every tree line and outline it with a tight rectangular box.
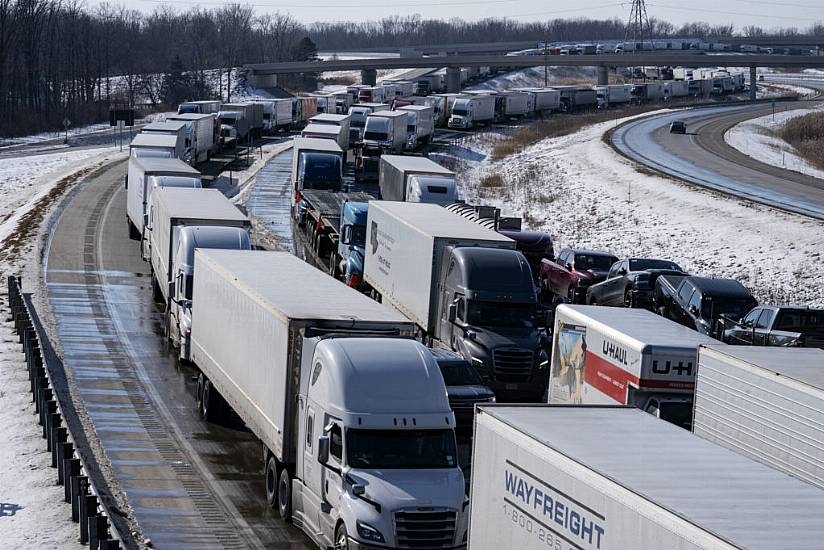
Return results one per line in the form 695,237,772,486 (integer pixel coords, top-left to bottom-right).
1,1,822,138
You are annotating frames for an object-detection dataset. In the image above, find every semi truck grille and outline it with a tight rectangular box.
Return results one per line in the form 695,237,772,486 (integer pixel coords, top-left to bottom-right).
448,397,483,411
394,508,457,549
493,349,533,382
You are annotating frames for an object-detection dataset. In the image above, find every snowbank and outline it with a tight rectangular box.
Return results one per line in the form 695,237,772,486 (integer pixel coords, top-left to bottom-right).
434,113,824,306
725,105,824,181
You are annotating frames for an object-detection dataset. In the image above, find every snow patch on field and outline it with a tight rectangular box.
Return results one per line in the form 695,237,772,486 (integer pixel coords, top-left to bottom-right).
433,113,824,307
726,105,824,181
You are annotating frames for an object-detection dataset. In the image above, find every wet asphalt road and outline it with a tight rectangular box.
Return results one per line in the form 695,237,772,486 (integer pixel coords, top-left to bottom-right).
612,93,824,219
45,159,314,548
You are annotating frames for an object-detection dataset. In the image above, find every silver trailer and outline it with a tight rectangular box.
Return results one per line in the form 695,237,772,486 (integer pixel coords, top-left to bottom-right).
129,133,183,160
378,155,457,204
250,98,292,133
167,113,217,163
178,100,221,115
470,405,824,550
126,157,201,240
515,88,561,113
308,113,351,150
301,122,348,151
694,345,824,490
363,111,408,154
397,104,434,146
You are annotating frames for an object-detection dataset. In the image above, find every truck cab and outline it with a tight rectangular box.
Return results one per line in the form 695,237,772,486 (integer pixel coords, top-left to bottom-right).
448,98,474,129
292,138,344,206
439,247,548,401
218,110,246,145
290,337,467,550
338,201,369,289
170,226,251,361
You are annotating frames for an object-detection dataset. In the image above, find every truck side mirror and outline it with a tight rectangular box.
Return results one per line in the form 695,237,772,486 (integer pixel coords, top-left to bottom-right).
340,225,351,246
351,484,365,496
143,213,149,229
448,304,457,322
318,435,330,465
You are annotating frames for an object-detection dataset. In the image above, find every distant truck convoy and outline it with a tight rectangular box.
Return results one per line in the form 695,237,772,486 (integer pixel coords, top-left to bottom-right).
469,405,824,550
125,157,201,240
189,250,468,550
693,345,824,490
364,201,547,401
378,155,458,205
549,304,716,428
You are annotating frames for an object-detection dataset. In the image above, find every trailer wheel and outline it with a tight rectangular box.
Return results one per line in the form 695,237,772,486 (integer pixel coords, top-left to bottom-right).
328,252,340,279
277,467,292,521
265,454,279,508
195,373,205,409
200,378,217,421
152,277,164,306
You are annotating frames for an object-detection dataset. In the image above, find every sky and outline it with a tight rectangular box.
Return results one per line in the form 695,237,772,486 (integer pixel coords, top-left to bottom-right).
121,0,822,30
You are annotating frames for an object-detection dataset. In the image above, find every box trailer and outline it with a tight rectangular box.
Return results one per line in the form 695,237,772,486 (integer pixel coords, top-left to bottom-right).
177,100,221,115
357,86,385,104
515,88,561,113
448,94,495,129
167,113,217,163
362,110,407,154
126,157,201,240
130,133,183,160
378,155,457,204
397,104,434,148
218,104,252,145
694,345,824,489
594,84,633,108
470,405,824,550
555,86,598,111
301,122,348,151
144,188,249,306
549,305,716,427
308,113,351,149
189,250,467,549
664,80,690,99
250,98,292,133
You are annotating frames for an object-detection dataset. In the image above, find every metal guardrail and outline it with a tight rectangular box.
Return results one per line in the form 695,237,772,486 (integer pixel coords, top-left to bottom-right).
6,275,124,550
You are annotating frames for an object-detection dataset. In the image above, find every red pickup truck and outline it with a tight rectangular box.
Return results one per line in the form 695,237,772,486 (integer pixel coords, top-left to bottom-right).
539,247,618,304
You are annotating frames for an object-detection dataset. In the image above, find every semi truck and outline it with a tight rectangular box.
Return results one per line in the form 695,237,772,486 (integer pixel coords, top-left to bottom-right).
396,104,434,148
492,91,530,120
693,345,824,490
514,88,561,114
189,250,468,549
358,111,408,179
554,86,598,111
143,188,250,313
549,304,715,428
664,80,690,99
357,86,385,103
291,137,344,204
129,133,182,160
177,100,221,115
378,155,457,205
309,113,351,149
221,102,263,137
166,113,218,163
594,84,633,108
251,98,292,133
347,103,388,143
364,201,548,401
125,157,201,240
218,104,251,145
448,95,495,129
301,123,349,152
469,405,824,550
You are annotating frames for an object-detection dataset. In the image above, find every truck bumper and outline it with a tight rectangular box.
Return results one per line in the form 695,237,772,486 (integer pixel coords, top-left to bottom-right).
486,378,547,402
348,538,466,550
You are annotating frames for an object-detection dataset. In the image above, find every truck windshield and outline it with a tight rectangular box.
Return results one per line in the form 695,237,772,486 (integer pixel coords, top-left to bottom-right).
629,259,682,272
298,152,342,190
178,105,198,114
575,254,615,271
452,107,468,116
439,361,483,386
346,429,458,469
363,131,388,141
702,298,755,320
467,301,535,328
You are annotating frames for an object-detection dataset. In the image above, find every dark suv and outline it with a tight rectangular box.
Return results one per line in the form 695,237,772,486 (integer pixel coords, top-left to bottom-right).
430,348,495,430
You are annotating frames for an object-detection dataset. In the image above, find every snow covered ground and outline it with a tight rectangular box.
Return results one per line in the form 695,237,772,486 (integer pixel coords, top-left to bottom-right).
467,66,598,91
726,105,824,180
432,112,824,307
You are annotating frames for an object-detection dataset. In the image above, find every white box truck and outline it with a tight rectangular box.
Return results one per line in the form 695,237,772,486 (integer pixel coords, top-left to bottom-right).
189,250,468,549
178,100,221,115
378,155,457,205
469,405,824,550
301,122,348,151
251,98,292,133
595,84,633,108
397,104,434,147
448,95,495,129
143,188,250,310
365,201,547,401
363,110,407,154
142,120,194,164
549,305,715,428
694,345,824,490
129,133,182,160
167,113,217,163
125,157,201,240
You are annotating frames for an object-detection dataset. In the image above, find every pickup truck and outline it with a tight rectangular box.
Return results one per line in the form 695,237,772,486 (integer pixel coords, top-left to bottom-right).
538,248,617,304
723,306,824,348
585,257,685,308
654,275,757,335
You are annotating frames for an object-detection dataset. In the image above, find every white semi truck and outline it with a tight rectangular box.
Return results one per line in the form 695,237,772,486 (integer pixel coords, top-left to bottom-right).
693,345,824,490
469,405,824,550
142,120,195,164
178,100,221,115
448,95,495,129
189,250,468,549
549,305,715,428
166,113,217,163
397,104,434,148
378,155,457,205
129,133,182,160
594,84,633,108
125,157,201,240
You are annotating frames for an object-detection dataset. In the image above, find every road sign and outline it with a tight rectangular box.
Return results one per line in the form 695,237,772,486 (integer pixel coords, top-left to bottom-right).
63,118,71,128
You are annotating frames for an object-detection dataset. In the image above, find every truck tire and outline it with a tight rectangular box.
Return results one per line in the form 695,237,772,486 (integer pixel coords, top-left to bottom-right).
195,373,205,410
624,289,635,308
335,522,349,550
265,454,279,508
200,378,218,422
277,467,292,521
328,253,340,279
152,277,164,306
127,218,140,240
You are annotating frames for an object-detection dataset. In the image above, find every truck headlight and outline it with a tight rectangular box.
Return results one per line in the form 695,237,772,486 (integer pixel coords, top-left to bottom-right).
471,356,486,368
356,521,385,543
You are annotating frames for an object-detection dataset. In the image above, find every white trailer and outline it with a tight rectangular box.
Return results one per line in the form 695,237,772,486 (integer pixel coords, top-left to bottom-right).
594,84,633,107
129,133,182,160
126,157,201,240
144,188,249,307
694,345,824,490
664,80,690,99
364,201,513,333
301,122,348,151
167,113,217,163
397,104,434,147
308,113,351,148
549,305,715,427
469,405,824,550
518,88,561,113
448,94,495,129
189,250,467,549
251,98,292,133
497,91,530,118
378,155,457,204
362,110,408,154
178,100,221,115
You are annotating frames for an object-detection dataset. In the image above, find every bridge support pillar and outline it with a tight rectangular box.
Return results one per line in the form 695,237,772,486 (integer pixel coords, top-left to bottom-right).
749,65,757,101
597,66,609,86
446,66,462,93
361,68,377,86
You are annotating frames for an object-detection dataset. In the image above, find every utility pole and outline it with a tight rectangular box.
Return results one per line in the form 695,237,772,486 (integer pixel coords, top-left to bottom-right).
544,40,549,87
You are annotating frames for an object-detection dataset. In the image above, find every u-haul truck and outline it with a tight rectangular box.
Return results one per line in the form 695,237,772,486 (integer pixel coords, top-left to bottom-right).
548,304,716,428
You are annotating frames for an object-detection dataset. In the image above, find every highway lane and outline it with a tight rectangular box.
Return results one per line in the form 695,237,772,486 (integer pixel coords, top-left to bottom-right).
613,98,824,219
44,159,313,549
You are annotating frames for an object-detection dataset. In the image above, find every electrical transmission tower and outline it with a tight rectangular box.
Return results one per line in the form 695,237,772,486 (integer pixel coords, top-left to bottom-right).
624,0,652,52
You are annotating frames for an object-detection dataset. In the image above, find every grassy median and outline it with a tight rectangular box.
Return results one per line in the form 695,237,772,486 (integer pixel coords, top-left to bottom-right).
777,111,824,170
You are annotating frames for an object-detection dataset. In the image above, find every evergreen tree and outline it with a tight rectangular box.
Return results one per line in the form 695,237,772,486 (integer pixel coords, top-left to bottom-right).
163,55,192,106
290,36,319,91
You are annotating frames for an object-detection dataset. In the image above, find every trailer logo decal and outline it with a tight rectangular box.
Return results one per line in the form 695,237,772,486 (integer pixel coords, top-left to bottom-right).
503,459,606,550
601,339,627,366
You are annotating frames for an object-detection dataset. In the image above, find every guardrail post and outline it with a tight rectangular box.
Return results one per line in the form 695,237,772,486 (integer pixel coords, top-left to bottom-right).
42,399,56,437
47,412,61,451
71,475,88,522
64,457,81,502
81,494,98,544
52,427,68,468
89,515,110,550
57,442,74,485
